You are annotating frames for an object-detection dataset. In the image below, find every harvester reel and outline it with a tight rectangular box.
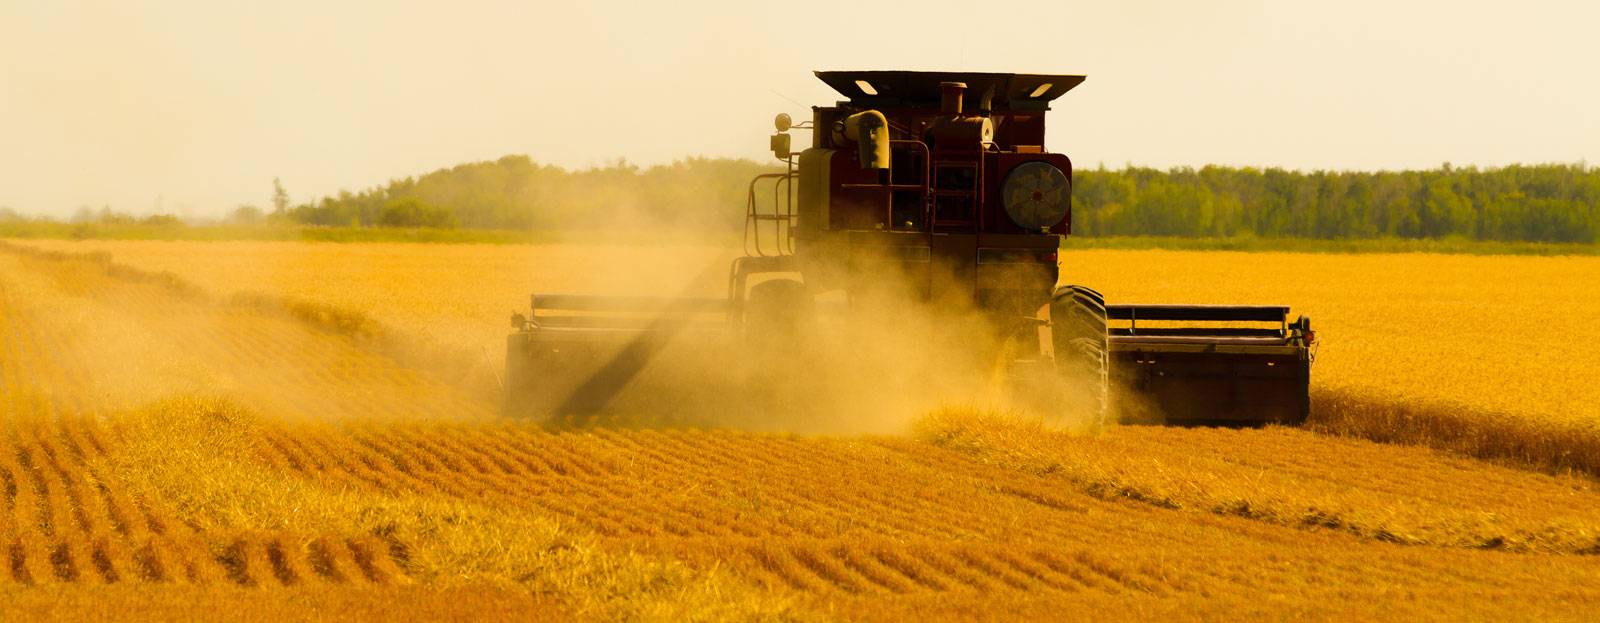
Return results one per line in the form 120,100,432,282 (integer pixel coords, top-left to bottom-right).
1050,285,1109,427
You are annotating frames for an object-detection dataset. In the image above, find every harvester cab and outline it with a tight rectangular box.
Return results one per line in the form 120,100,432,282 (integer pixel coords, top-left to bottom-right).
506,70,1314,427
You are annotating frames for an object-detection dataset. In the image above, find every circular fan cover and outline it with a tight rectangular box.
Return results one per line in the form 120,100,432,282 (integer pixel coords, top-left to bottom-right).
1002,161,1071,230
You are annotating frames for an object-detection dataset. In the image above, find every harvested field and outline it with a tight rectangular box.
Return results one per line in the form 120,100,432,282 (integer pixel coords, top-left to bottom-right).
1,239,1598,620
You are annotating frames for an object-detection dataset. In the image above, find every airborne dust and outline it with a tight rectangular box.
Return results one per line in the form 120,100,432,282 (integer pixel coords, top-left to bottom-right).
523,239,1104,435
1,238,1102,435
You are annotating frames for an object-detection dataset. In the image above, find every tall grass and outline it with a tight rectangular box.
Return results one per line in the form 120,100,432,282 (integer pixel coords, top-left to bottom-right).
1309,389,1600,478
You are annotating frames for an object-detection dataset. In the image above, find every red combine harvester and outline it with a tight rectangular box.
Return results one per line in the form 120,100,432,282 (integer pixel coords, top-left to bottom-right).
507,70,1314,426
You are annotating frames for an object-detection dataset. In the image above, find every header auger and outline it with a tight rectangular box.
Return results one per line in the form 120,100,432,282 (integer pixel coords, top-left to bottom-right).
506,70,1314,427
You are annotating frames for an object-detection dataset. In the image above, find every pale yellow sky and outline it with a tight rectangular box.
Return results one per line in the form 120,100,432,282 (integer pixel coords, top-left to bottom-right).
2,1,1596,218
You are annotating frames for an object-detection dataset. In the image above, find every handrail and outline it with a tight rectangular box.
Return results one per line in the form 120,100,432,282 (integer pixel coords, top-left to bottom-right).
888,140,931,231
1105,305,1290,322
744,171,795,258
1107,304,1291,338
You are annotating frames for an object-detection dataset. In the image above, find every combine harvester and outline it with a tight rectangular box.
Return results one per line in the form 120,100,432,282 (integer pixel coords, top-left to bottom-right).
507,70,1314,426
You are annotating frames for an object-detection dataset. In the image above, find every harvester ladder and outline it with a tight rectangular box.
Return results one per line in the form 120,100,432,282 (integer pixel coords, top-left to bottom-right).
928,147,986,232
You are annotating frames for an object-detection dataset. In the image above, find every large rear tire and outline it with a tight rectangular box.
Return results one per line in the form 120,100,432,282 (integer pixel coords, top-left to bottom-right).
739,278,814,418
743,279,813,349
1050,285,1110,427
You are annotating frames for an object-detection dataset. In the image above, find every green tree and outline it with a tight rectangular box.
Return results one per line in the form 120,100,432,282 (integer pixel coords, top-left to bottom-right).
378,197,457,228
272,178,290,214
230,205,264,224
141,214,183,227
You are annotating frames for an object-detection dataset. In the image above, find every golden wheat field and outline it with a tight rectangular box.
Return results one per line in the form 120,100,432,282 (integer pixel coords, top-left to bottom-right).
2,238,1599,621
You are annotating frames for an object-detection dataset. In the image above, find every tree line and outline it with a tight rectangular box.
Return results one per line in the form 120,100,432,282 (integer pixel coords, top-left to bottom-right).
1072,163,1600,243
8,157,1593,244
270,156,1598,244
277,155,775,232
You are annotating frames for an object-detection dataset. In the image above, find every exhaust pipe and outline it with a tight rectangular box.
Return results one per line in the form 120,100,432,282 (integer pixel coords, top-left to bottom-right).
841,110,890,170
940,81,965,114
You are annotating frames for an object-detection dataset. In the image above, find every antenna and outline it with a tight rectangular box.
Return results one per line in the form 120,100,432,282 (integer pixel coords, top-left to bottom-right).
768,89,806,110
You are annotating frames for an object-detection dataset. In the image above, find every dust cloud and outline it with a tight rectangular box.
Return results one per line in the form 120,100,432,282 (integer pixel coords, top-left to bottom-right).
3,238,1100,436
0,243,495,424
516,241,1103,435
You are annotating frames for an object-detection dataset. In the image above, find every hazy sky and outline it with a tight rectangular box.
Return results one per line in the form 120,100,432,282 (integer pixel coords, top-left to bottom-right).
3,1,1597,217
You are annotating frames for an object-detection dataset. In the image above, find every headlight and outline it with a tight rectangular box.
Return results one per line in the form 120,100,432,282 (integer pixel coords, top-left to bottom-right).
1001,161,1070,230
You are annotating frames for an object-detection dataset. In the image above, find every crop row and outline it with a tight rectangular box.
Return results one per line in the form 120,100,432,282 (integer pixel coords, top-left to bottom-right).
0,414,406,588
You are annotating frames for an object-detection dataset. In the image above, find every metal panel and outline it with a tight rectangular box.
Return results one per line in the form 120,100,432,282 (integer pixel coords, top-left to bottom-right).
1106,304,1288,322
815,71,1088,108
1109,328,1285,338
1113,348,1311,426
531,295,728,314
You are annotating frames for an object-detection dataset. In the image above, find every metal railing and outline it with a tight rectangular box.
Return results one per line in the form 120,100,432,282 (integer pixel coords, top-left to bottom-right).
744,156,797,258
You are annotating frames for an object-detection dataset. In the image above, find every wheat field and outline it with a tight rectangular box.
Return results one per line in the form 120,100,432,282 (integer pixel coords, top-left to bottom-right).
2,239,1599,620
26,239,1600,469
